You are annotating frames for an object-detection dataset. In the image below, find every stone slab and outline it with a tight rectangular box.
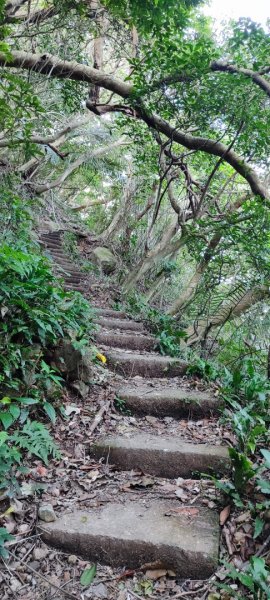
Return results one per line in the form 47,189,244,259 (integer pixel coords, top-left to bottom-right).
40,500,219,579
96,331,156,351
105,350,188,377
97,308,127,319
95,317,144,332
91,432,230,478
117,384,219,417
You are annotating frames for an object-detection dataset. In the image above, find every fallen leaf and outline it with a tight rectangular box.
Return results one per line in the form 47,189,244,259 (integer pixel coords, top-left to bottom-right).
145,569,167,580
220,505,231,526
130,477,155,489
175,488,188,501
36,466,48,477
96,353,107,364
0,506,15,519
64,404,81,416
80,564,97,586
165,507,199,517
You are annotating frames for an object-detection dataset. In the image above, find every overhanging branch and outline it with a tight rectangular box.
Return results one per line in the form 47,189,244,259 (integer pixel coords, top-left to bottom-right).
0,50,268,201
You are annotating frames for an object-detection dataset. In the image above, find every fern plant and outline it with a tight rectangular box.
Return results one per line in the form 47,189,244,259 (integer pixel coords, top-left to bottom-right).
12,421,61,466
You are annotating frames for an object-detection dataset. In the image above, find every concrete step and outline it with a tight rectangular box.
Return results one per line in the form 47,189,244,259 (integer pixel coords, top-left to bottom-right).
40,500,219,578
43,241,63,249
105,350,188,377
95,317,144,332
116,384,220,418
64,274,83,282
97,308,128,319
65,284,85,292
91,432,230,478
96,330,156,351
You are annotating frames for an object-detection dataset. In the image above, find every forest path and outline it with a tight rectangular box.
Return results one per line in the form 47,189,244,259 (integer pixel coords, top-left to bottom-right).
39,231,230,580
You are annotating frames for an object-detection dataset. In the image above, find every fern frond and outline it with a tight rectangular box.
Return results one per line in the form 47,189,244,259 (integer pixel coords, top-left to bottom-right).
12,420,61,465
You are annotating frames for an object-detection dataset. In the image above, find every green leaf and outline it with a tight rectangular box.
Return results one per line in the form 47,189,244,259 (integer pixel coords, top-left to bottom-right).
80,564,97,587
0,411,14,430
253,516,264,539
43,402,56,424
0,432,8,447
17,397,39,405
9,404,20,420
261,448,270,468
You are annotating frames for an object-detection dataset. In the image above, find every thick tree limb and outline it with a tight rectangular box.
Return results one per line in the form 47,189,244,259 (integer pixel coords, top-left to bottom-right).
0,51,131,97
211,60,270,99
0,50,268,200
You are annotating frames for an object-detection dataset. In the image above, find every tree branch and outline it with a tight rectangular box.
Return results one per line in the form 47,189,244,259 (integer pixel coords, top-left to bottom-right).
28,138,128,193
0,50,268,201
0,115,91,148
211,60,270,99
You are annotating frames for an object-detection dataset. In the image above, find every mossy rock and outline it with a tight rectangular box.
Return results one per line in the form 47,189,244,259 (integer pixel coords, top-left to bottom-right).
91,246,117,274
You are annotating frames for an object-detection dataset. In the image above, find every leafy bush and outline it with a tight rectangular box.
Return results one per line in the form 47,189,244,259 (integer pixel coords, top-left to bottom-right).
124,293,187,356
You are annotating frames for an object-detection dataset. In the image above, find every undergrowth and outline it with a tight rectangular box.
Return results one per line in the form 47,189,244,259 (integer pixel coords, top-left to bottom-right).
121,294,270,597
0,192,95,555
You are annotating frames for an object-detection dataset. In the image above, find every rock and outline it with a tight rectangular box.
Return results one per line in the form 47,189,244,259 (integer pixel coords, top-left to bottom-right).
71,380,90,398
38,504,56,523
87,583,108,598
33,547,49,560
91,247,117,274
68,555,77,564
53,340,93,383
10,577,22,592
27,561,40,571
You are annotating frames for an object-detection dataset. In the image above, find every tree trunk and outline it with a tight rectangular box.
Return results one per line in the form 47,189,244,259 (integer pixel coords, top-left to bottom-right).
167,232,221,315
122,216,183,293
186,285,269,345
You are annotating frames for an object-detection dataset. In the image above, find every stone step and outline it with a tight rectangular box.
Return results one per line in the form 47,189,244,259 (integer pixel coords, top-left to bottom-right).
57,268,82,276
105,350,188,377
91,432,230,478
55,261,78,270
65,285,85,292
96,330,156,351
97,308,127,319
40,500,219,578
95,317,144,332
64,273,82,281
43,241,63,249
117,384,219,418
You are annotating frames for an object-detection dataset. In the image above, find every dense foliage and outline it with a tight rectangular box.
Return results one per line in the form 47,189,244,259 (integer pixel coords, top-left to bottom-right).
0,0,270,594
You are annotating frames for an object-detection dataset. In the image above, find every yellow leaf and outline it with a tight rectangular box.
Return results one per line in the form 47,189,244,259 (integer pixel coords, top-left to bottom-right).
0,506,14,519
0,396,11,405
96,352,107,364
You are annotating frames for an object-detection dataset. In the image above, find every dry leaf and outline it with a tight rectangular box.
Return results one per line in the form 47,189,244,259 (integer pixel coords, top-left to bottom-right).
145,569,167,580
36,465,48,477
165,507,199,517
220,505,231,526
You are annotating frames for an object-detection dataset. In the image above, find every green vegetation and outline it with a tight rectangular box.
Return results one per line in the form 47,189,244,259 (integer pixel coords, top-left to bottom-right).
0,0,270,594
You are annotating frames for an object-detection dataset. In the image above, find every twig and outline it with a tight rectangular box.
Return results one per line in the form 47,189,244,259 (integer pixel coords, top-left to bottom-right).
171,586,208,598
256,532,270,557
6,550,78,600
223,526,234,555
89,400,110,435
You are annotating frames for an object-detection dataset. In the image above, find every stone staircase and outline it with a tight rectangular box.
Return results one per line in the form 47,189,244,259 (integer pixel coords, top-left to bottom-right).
39,231,86,292
40,305,230,579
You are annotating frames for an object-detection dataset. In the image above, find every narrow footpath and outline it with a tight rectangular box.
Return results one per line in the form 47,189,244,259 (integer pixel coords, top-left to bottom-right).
39,230,230,581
